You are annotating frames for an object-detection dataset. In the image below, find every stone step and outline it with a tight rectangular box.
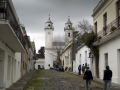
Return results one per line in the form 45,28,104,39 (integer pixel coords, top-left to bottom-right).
6,87,23,90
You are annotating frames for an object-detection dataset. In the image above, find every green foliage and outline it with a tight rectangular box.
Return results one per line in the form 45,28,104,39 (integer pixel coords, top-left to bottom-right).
38,46,45,58
23,70,45,90
110,26,117,32
97,36,102,43
84,31,100,77
91,47,99,58
84,31,96,48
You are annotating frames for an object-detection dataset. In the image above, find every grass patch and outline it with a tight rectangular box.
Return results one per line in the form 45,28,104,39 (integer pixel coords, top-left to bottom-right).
23,70,45,90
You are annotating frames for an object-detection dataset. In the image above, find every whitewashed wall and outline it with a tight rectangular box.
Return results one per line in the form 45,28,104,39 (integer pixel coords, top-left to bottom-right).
99,36,120,84
0,40,22,89
35,58,45,69
75,45,93,74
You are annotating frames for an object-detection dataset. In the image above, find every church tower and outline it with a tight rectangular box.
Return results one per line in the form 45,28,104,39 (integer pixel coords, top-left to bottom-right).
64,16,74,45
44,15,54,69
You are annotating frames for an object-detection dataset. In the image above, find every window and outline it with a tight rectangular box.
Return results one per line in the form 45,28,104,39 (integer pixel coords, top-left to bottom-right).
68,33,70,37
48,24,50,28
104,53,108,69
117,0,120,26
94,22,97,34
7,56,11,79
103,13,107,27
85,51,87,63
103,13,107,35
80,54,81,63
68,25,70,29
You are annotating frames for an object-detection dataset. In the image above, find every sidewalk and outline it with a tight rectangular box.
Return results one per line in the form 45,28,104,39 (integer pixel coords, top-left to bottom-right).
6,70,36,90
70,72,120,89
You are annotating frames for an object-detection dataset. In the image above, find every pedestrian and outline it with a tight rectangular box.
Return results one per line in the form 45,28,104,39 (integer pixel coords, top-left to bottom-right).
78,65,81,75
83,67,93,90
82,64,85,74
103,66,112,90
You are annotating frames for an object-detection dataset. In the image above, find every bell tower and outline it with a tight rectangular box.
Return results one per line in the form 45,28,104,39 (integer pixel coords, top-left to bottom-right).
64,16,74,45
44,15,54,48
44,15,54,69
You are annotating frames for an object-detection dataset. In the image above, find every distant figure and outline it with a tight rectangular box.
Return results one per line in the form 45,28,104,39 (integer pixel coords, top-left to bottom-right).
83,67,93,90
103,66,112,90
82,64,85,74
42,65,44,69
78,65,81,75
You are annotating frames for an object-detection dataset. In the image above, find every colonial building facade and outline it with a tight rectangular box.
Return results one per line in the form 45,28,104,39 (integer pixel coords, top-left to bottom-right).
0,0,36,89
92,0,120,84
0,0,26,89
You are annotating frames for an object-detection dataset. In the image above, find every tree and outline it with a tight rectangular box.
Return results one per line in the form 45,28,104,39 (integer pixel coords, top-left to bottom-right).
74,19,94,47
38,46,45,58
49,34,65,66
76,19,93,34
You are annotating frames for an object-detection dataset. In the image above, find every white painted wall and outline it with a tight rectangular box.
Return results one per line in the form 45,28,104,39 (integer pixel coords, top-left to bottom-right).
75,45,93,74
35,58,45,69
73,60,76,72
45,49,54,69
99,35,120,84
0,40,23,89
15,53,21,80
93,0,120,84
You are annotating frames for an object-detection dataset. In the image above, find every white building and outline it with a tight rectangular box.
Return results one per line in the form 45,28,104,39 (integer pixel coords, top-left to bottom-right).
35,58,45,69
74,44,94,74
92,0,120,84
0,0,26,89
28,41,36,71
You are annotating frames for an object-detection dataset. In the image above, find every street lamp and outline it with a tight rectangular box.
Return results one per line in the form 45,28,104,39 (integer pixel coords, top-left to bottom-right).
88,51,94,66
88,51,94,74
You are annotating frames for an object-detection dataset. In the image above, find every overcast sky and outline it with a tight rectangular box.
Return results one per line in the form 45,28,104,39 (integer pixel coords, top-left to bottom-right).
12,0,100,53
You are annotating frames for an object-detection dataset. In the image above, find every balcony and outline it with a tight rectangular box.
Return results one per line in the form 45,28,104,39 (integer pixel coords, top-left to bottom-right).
93,17,120,46
0,0,25,52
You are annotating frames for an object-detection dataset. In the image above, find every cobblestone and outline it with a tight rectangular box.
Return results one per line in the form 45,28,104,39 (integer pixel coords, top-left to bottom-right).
23,70,120,90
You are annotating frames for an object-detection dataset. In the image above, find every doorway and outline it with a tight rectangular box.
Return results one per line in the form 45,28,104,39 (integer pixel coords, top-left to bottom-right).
117,49,120,84
0,49,5,87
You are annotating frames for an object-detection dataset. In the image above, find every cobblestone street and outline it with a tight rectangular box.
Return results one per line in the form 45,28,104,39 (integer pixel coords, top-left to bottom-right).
23,70,119,90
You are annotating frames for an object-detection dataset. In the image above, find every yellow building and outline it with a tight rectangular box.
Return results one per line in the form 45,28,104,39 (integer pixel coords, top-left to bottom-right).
92,0,120,84
61,41,72,71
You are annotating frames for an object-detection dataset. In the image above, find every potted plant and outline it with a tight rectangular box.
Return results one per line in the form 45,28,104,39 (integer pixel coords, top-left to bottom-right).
97,36,102,43
110,26,117,32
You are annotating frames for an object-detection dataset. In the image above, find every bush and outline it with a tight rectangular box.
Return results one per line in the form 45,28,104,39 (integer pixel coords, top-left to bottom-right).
84,31,96,48
110,26,117,32
97,36,102,43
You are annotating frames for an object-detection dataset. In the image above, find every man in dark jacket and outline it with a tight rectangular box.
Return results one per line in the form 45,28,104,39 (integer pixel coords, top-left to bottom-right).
82,64,85,74
103,66,112,90
78,65,81,75
84,67,93,90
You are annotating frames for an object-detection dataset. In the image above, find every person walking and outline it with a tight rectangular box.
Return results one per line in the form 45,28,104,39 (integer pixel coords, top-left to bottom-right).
82,64,85,74
83,67,93,90
78,65,81,75
103,66,112,90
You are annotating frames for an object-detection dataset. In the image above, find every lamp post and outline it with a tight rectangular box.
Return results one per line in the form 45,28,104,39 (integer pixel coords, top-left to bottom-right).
88,51,94,74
